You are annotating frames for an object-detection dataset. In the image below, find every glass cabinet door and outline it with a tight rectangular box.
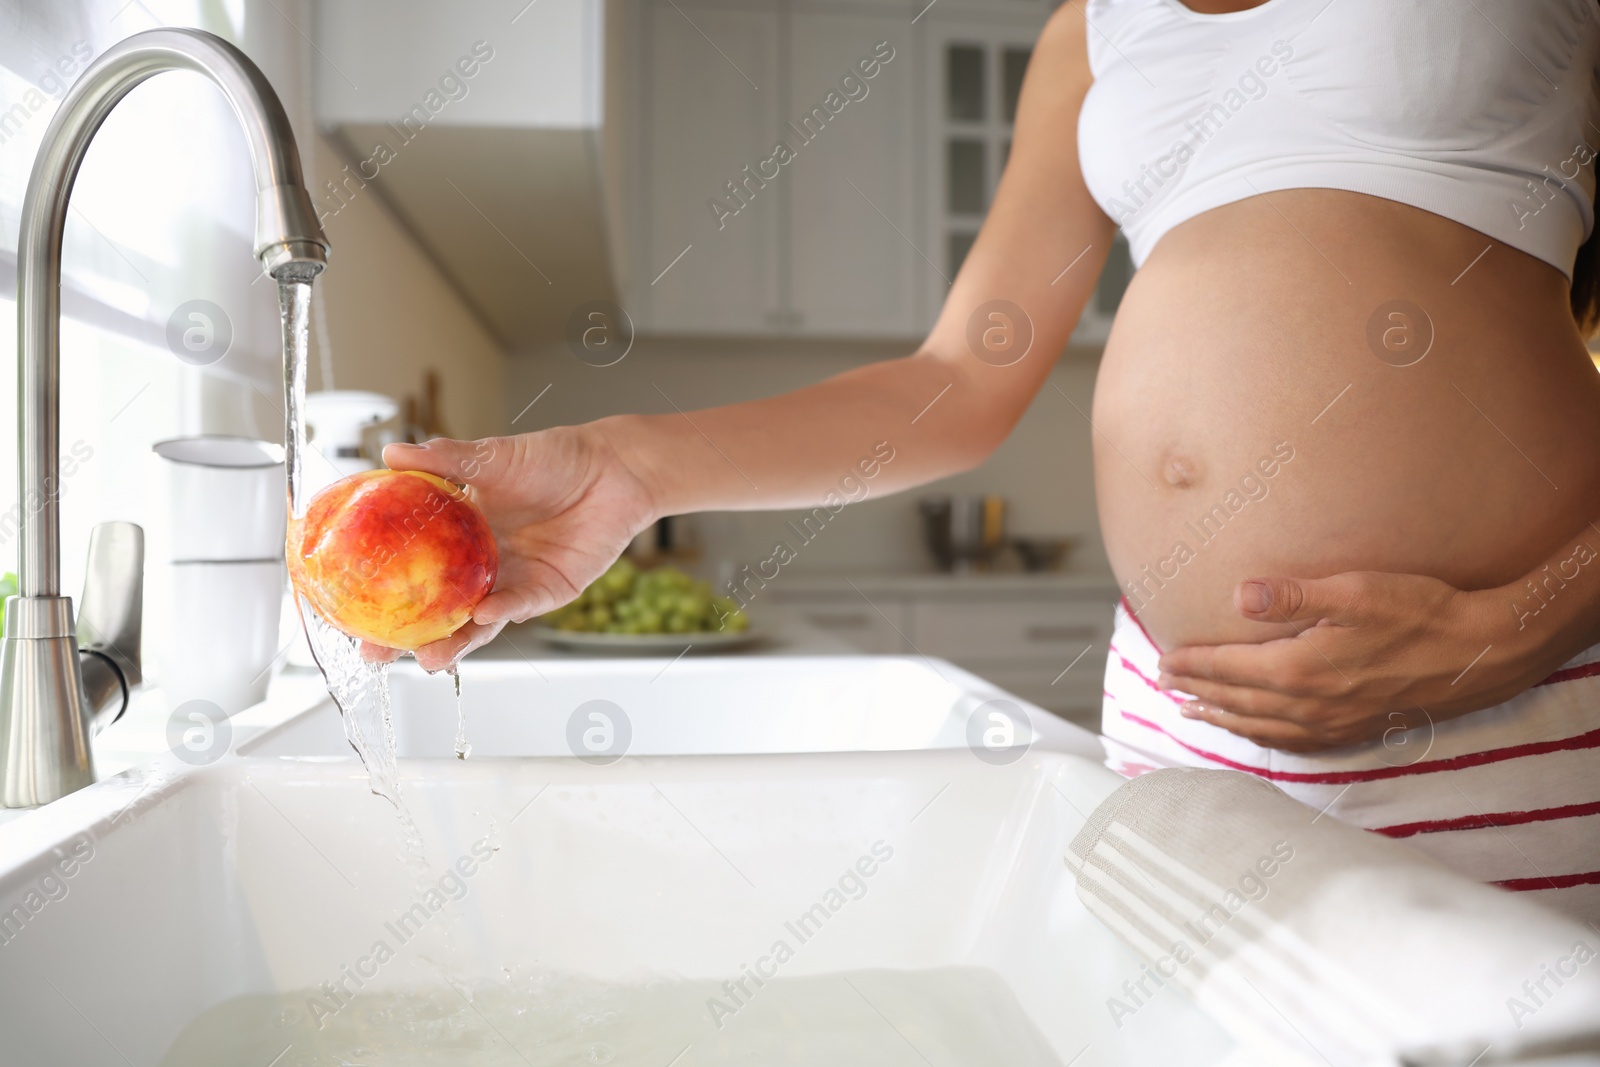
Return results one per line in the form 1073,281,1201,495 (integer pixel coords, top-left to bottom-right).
928,22,1133,344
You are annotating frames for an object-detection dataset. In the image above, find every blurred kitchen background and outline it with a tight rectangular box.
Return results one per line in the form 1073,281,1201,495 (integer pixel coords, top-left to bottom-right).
0,0,1154,726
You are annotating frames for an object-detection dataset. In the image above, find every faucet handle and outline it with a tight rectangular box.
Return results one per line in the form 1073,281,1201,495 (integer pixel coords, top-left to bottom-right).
77,522,143,732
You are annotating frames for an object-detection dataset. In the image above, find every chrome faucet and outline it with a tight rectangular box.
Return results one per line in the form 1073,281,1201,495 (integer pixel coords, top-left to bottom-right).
0,29,329,807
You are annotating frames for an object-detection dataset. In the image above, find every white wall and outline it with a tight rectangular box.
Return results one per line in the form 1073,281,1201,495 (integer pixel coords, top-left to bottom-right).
505,338,1110,577
308,131,508,440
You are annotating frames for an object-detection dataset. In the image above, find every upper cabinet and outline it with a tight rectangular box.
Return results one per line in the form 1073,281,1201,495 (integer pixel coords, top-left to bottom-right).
614,0,1130,342
921,16,1037,323
919,10,1133,345
629,0,921,338
635,2,783,335
786,11,920,336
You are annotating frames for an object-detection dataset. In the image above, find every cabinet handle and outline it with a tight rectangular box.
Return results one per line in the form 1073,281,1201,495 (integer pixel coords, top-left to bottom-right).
807,612,873,630
1025,624,1102,643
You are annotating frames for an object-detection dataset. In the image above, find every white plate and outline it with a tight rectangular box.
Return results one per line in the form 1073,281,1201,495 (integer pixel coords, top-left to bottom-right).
531,624,764,653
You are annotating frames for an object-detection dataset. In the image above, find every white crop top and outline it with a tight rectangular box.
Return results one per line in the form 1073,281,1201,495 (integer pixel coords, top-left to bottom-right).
1077,0,1600,276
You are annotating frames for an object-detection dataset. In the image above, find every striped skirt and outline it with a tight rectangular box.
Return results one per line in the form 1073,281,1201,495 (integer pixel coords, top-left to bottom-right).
1100,600,1600,924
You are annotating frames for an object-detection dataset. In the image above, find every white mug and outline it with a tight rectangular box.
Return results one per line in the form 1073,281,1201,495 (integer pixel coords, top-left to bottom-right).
152,436,285,562
158,559,287,714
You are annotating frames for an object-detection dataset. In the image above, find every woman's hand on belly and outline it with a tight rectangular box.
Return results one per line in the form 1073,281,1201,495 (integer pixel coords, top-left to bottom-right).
1154,570,1479,751
1155,528,1600,750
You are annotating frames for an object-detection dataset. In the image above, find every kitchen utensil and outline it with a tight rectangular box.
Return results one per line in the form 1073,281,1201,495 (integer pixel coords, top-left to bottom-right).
1012,536,1076,573
303,390,401,498
919,494,1007,572
152,436,286,562
158,558,288,714
918,496,955,570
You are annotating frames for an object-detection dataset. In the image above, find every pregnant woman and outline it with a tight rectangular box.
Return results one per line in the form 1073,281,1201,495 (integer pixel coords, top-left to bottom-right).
380,0,1600,920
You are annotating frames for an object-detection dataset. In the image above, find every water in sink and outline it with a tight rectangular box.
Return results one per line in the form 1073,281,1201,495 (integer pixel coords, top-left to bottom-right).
157,966,1061,1066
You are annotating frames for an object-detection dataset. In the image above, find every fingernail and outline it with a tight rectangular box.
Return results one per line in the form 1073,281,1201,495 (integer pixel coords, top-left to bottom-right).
1240,581,1272,613
1180,702,1203,719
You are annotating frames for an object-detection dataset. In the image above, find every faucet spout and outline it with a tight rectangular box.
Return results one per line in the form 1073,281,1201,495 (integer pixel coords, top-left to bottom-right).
0,28,329,807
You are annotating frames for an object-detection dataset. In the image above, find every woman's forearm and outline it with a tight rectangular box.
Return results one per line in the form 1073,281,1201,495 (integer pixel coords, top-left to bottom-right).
1491,516,1600,681
600,348,1015,519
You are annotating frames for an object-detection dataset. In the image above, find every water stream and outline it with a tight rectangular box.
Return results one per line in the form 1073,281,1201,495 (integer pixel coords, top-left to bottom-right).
450,664,471,760
276,266,436,853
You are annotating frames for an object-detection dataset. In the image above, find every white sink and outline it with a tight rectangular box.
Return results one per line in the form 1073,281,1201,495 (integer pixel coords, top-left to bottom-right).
0,654,1272,1064
240,655,1104,761
0,745,1254,1066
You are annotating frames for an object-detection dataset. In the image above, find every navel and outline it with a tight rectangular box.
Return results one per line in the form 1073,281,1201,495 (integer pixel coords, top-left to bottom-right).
1161,452,1201,489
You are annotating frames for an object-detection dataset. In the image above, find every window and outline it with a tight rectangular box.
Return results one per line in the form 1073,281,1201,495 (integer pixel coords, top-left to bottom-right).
0,0,312,583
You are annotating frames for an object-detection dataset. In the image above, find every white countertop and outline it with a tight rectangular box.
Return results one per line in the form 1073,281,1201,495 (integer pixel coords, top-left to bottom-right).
0,607,859,829
762,569,1121,597
478,605,859,661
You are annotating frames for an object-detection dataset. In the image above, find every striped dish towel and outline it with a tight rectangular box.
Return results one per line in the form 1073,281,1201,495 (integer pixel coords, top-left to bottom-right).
1067,767,1600,1067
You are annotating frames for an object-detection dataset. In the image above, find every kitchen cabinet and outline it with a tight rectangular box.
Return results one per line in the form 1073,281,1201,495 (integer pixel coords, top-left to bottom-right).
787,11,921,335
632,0,920,337
918,10,1133,344
774,597,913,655
763,574,1119,728
624,0,1130,341
636,1,783,334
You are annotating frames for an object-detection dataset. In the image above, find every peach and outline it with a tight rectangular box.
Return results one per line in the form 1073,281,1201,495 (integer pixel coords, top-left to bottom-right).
289,469,497,651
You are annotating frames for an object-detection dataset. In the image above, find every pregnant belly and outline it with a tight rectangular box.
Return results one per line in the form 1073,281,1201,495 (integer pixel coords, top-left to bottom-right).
1093,191,1600,650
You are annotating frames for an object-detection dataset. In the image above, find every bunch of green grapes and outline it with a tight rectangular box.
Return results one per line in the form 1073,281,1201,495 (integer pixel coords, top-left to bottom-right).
542,558,748,635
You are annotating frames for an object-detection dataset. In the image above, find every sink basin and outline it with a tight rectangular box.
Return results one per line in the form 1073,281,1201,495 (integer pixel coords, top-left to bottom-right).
240,655,1105,761
0,744,1255,1065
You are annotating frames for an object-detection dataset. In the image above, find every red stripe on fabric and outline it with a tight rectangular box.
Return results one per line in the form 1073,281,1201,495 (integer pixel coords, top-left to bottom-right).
1375,799,1600,838
1534,660,1600,688
1116,654,1185,707
1493,870,1600,892
1117,710,1600,784
1119,597,1165,655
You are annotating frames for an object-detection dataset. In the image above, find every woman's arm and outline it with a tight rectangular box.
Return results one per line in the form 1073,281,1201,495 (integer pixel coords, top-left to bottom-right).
1154,516,1600,750
383,7,1115,669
